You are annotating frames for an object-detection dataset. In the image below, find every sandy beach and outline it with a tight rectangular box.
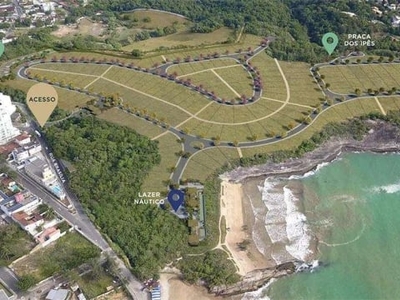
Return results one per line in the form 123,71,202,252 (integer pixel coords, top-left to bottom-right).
220,180,273,275
159,273,226,300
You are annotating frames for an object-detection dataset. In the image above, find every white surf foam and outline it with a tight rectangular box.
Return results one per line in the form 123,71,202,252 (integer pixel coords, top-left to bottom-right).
371,182,400,194
289,160,338,180
261,179,313,263
283,186,313,261
241,278,277,300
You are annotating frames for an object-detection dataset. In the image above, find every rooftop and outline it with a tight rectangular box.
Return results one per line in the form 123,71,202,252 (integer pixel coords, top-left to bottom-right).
0,189,38,213
46,289,69,300
25,157,49,178
37,226,60,244
12,210,43,226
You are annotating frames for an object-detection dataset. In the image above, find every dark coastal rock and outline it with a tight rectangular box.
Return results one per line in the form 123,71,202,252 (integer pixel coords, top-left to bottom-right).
222,120,400,183
210,261,298,297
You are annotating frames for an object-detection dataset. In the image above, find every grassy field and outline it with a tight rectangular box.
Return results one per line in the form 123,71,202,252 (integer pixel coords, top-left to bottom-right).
83,78,191,126
27,69,96,89
167,58,239,76
12,233,100,281
32,63,111,76
142,132,182,192
122,10,189,29
75,268,114,299
97,108,165,139
181,96,388,180
250,51,287,101
214,66,254,98
178,70,241,100
6,77,93,111
279,61,323,107
182,147,240,182
319,63,400,94
122,27,235,52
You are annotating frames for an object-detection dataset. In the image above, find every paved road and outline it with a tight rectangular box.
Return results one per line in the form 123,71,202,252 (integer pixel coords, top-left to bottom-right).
17,48,400,186
11,103,149,299
0,267,20,294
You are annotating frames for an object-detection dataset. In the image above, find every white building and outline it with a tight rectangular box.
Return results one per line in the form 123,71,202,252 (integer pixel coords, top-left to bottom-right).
0,93,20,145
25,157,66,200
12,142,42,163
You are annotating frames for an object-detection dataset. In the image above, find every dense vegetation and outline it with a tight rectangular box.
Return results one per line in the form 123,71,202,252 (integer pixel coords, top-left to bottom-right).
0,224,34,266
44,117,190,279
16,233,100,290
1,0,398,63
179,250,240,286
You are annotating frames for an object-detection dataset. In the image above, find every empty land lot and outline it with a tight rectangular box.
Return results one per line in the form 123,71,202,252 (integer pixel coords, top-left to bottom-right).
319,63,400,94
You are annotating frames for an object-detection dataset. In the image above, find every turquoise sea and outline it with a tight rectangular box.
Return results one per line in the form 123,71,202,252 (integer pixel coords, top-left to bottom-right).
266,152,400,300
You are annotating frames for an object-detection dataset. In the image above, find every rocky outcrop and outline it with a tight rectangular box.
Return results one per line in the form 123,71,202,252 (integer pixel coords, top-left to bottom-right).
210,261,298,297
222,120,400,183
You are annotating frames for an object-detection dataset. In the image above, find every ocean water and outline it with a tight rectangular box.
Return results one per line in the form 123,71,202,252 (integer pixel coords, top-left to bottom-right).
262,152,400,300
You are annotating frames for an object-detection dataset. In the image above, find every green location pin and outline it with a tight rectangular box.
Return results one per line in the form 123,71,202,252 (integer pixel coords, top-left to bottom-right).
322,32,339,55
0,42,4,58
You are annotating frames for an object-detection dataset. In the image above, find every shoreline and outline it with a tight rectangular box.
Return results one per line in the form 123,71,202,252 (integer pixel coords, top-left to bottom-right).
222,121,400,183
211,120,400,297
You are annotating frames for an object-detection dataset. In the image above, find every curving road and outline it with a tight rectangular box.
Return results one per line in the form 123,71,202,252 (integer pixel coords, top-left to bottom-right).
16,48,400,185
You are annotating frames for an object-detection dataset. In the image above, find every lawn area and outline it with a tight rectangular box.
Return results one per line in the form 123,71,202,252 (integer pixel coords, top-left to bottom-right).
319,63,400,95
167,58,239,76
179,100,304,142
122,10,189,29
279,60,322,107
249,51,287,101
97,108,165,139
182,147,240,182
31,63,111,76
214,66,254,98
88,78,191,127
377,96,400,112
11,233,100,282
122,27,235,53
142,132,182,192
102,66,210,114
241,97,382,156
182,97,385,181
27,68,96,89
194,99,284,123
5,78,93,111
178,70,241,100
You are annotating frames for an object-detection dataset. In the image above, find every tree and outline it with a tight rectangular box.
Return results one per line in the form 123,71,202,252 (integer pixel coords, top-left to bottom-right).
131,49,142,58
378,56,384,63
355,88,361,96
367,56,373,63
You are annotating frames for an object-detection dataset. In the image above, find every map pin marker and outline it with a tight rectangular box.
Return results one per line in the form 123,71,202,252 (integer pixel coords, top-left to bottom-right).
322,32,339,55
0,42,4,58
167,189,184,212
26,83,58,127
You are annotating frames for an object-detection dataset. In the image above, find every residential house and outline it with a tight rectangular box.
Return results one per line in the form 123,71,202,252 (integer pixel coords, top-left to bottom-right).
11,210,44,235
14,133,31,146
11,142,42,163
0,191,41,217
36,226,63,247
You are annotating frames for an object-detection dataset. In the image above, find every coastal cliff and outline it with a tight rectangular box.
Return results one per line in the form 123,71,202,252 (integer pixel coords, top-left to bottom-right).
222,120,400,183
210,262,298,297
